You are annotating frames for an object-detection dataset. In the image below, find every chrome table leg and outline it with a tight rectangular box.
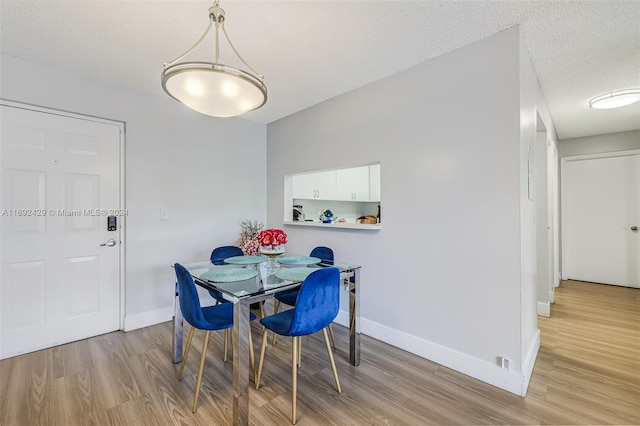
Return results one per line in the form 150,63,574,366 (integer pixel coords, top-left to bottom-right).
349,268,360,366
172,283,183,364
232,298,252,426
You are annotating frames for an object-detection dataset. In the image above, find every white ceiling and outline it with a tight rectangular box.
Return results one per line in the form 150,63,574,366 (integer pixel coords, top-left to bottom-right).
1,1,639,140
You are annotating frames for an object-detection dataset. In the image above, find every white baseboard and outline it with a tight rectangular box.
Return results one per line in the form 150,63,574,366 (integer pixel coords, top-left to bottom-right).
521,330,540,396
125,307,540,397
124,306,174,332
537,301,550,317
334,309,349,328
334,309,527,396
549,290,555,304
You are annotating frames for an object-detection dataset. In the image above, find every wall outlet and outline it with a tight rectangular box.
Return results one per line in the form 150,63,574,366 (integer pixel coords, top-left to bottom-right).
160,208,169,220
497,356,511,370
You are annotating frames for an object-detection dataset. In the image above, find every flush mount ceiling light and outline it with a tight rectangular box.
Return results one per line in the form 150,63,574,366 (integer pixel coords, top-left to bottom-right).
589,89,640,110
161,1,267,118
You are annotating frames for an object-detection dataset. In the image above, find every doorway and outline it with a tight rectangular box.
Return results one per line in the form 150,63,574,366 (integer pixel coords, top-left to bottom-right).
535,113,559,317
0,102,125,359
561,150,640,288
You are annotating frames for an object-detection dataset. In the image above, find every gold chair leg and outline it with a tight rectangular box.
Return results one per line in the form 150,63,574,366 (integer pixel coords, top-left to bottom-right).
192,330,211,412
271,301,281,345
223,329,228,362
292,336,298,425
328,324,337,350
255,326,269,389
178,325,195,381
297,336,302,367
259,302,265,318
322,328,341,394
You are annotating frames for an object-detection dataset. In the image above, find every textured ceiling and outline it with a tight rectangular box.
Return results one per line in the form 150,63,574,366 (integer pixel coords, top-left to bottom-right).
1,0,639,140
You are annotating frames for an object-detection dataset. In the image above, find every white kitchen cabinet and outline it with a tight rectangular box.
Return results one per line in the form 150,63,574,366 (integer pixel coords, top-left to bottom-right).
369,164,381,202
336,166,370,201
292,163,380,203
292,170,336,199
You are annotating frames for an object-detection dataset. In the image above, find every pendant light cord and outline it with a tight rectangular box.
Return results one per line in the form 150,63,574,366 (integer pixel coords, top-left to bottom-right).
163,21,214,67
221,24,263,80
162,1,263,79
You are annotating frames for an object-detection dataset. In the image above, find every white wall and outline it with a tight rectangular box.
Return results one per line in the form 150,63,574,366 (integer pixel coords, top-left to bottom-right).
0,55,267,329
518,32,563,393
267,28,536,394
535,128,550,316
518,34,539,385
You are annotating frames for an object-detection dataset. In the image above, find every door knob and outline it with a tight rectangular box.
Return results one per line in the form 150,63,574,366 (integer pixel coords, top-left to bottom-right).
100,239,117,247
631,226,639,232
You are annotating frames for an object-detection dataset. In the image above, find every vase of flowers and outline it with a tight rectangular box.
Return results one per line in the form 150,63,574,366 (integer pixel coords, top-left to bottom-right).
258,228,287,271
238,219,263,256
258,228,287,255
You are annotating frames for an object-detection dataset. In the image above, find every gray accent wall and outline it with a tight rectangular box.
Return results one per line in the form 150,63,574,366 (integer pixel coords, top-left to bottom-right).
267,27,548,395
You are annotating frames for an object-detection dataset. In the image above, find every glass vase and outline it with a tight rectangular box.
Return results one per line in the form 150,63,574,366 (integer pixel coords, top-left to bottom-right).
260,245,284,275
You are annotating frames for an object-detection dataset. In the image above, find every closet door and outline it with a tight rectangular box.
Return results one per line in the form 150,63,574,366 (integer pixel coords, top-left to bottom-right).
562,151,639,288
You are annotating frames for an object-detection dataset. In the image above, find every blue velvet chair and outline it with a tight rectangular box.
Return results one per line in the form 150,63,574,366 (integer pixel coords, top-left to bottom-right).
255,267,342,424
174,263,256,412
272,246,336,348
208,245,244,303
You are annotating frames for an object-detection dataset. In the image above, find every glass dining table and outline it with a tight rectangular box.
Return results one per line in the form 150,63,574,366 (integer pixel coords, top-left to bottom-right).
172,253,361,426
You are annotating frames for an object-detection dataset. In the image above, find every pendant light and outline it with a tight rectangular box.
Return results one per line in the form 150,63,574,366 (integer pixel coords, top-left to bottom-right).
589,89,640,109
161,1,267,118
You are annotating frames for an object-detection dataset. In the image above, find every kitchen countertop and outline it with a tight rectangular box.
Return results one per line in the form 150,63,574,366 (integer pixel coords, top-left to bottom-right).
282,220,381,231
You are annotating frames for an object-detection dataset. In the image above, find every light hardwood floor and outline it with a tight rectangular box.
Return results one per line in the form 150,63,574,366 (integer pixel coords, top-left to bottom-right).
1,280,638,425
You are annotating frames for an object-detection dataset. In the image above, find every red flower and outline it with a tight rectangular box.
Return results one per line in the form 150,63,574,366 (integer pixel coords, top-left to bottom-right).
258,229,288,247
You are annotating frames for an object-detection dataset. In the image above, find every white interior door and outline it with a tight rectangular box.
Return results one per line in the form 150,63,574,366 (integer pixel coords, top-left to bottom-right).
1,104,123,359
561,151,640,288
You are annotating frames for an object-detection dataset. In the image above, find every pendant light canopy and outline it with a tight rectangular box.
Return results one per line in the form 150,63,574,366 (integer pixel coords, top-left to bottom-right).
589,89,640,110
161,1,267,118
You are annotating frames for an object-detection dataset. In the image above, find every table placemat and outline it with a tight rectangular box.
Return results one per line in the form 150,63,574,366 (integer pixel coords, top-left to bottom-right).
224,255,269,265
275,267,316,282
277,256,321,266
199,268,258,283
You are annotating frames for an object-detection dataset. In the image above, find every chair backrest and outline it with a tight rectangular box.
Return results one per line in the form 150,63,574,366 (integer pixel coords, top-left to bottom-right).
310,246,334,265
288,267,340,336
174,263,208,329
210,245,244,265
